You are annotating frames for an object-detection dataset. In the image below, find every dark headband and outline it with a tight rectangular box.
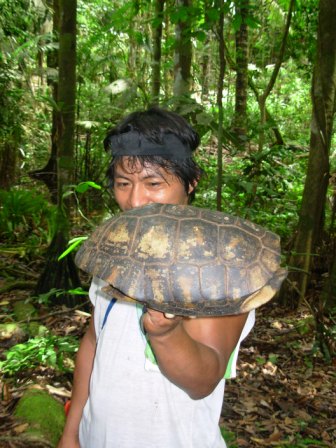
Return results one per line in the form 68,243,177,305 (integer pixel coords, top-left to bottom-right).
107,131,192,159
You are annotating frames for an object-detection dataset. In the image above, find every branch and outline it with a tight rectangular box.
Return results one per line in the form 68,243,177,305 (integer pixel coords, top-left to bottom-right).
224,40,285,145
261,0,295,101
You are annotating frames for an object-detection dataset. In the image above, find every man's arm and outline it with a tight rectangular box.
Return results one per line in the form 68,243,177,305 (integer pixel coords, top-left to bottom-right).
57,312,96,448
143,310,248,400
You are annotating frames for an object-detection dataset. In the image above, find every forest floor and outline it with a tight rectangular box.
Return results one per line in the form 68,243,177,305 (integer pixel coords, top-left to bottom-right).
0,256,335,448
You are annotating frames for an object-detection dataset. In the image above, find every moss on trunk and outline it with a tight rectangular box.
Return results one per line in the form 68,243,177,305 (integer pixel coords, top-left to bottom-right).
14,388,65,447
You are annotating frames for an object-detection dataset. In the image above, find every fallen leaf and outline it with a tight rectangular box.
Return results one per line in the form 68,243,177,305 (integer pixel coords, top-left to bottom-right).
13,423,29,434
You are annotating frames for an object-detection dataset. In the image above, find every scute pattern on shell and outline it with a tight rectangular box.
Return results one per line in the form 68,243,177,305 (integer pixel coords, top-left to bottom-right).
75,203,287,316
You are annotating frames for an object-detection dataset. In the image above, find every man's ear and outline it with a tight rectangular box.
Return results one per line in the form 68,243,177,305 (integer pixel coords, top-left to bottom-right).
188,180,198,195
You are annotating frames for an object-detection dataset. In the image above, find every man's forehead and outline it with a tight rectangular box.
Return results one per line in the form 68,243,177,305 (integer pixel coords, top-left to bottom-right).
114,157,166,177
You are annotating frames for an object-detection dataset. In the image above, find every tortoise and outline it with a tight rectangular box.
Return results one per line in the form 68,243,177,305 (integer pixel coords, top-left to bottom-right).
75,203,287,316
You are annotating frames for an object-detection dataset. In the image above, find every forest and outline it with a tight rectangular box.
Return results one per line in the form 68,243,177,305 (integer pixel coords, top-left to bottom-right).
0,0,335,446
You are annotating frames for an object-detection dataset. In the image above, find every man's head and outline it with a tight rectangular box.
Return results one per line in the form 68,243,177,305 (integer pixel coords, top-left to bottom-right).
104,107,203,209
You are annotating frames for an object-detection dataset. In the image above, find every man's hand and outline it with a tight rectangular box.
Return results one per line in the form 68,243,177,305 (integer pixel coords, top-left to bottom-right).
142,308,183,337
140,307,249,399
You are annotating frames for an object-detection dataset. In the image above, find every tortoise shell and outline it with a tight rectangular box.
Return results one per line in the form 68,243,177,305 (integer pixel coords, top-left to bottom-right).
75,203,287,316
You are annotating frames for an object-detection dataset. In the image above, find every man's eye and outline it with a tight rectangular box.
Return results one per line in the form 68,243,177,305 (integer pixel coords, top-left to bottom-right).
115,182,129,188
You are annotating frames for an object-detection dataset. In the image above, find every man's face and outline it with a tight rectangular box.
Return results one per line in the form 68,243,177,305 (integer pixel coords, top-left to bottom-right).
113,158,191,211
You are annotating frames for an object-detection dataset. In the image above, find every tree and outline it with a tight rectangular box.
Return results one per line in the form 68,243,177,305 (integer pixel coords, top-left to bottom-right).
151,0,165,104
173,0,193,100
232,0,249,145
256,0,294,151
216,0,226,211
29,0,59,203
35,0,83,308
283,0,336,307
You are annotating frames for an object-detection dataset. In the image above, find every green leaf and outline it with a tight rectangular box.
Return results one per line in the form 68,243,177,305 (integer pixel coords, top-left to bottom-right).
239,181,255,194
268,354,279,365
75,181,102,193
193,30,207,42
58,237,88,261
245,16,261,29
62,190,74,199
232,15,242,32
67,287,89,296
37,288,64,304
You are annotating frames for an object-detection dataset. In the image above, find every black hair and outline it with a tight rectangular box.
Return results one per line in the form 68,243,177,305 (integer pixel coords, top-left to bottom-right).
104,107,203,201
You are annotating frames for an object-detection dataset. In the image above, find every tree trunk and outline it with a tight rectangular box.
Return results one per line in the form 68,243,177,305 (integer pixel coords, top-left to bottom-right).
200,34,210,101
200,1,212,101
35,0,84,309
258,0,294,152
173,0,192,100
151,0,165,105
233,0,249,145
216,1,225,212
29,0,59,203
0,57,21,190
163,11,171,100
0,140,17,190
281,0,336,307
57,0,77,209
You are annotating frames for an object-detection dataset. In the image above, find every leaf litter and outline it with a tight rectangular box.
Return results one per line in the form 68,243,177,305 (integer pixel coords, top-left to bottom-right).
0,266,335,447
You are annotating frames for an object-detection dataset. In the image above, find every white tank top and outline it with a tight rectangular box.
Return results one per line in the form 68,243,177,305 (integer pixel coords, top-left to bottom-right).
79,278,255,448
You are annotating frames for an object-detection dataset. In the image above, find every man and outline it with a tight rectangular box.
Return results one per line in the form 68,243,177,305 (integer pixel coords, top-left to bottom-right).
58,107,255,447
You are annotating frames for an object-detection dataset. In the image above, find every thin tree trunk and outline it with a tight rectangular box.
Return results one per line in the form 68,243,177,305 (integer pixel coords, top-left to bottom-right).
224,42,285,147
200,34,210,101
163,10,170,99
200,0,212,101
216,2,225,212
173,0,192,100
248,78,284,146
57,0,77,210
151,0,165,104
233,0,249,145
258,0,294,151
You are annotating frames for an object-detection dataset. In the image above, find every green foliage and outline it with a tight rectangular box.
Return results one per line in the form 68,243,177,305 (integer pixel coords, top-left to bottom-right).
58,237,88,260
220,427,237,448
0,334,79,376
34,287,88,305
276,435,329,447
0,188,57,245
195,142,306,240
0,0,51,178
289,0,319,67
75,180,102,193
61,179,110,225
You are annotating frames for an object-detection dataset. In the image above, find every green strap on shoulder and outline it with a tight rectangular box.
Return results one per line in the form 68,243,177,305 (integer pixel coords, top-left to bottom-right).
223,347,237,379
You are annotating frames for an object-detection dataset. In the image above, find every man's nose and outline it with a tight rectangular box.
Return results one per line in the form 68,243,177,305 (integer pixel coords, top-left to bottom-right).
128,185,149,209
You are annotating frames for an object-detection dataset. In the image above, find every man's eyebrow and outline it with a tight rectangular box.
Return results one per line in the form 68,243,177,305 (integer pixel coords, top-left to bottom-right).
114,173,130,179
142,173,164,180
114,173,161,179
142,172,170,183
114,169,167,181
